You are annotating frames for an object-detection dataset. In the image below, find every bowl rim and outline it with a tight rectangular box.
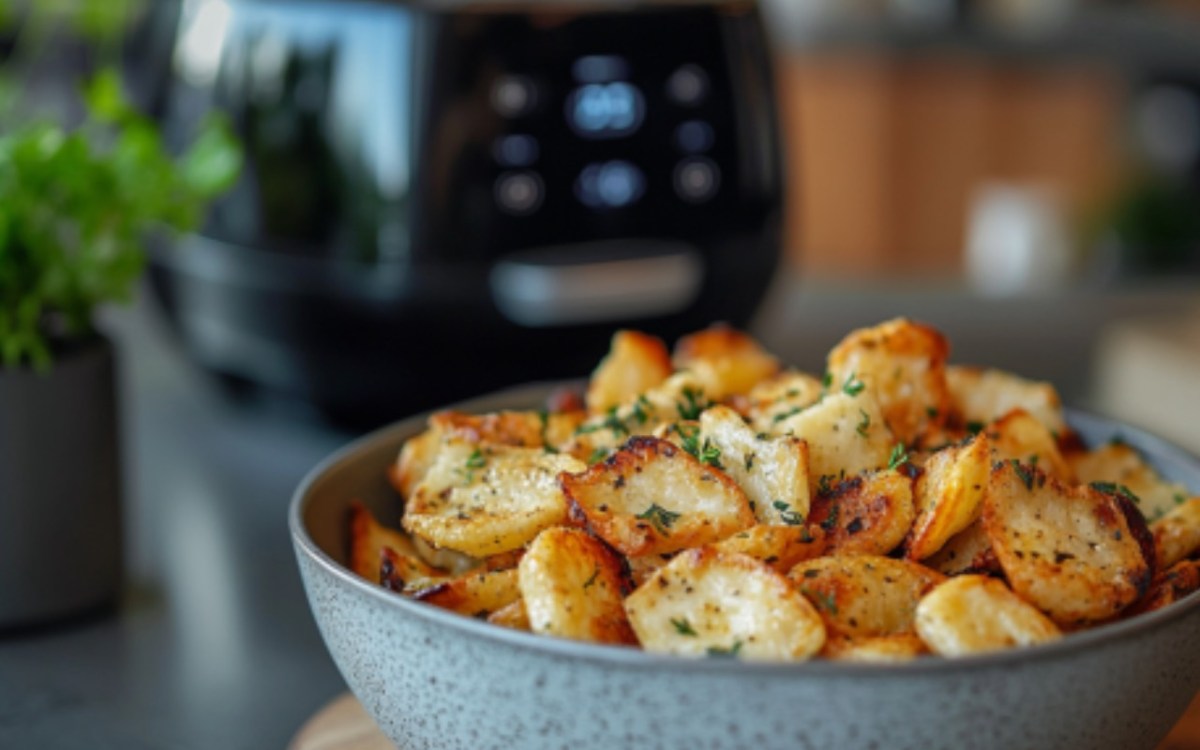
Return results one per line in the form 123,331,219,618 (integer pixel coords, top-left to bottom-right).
289,380,1200,676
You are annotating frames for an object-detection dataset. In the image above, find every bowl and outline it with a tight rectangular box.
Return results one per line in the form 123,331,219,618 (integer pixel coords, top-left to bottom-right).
290,382,1200,750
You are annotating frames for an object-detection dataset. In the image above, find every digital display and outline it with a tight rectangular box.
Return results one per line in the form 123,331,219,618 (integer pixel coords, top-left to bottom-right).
566,81,645,140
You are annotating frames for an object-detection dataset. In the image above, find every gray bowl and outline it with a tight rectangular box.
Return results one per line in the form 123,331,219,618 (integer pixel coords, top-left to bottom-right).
290,383,1200,750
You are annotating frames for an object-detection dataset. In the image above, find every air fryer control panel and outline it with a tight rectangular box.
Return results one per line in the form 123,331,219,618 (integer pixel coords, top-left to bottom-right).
417,2,779,260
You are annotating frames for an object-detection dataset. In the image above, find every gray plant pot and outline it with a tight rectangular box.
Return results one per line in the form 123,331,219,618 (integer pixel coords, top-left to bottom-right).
0,335,123,629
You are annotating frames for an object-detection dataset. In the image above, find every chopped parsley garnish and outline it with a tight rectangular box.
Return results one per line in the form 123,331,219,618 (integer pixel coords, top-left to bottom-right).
820,503,840,531
926,406,939,418
772,405,804,424
678,425,722,468
821,371,833,390
706,640,743,658
772,500,805,526
886,442,910,470
459,448,487,482
1011,459,1034,490
582,567,600,589
744,452,756,472
587,447,611,465
817,474,834,496
1090,481,1140,505
802,588,839,615
631,395,653,425
670,617,698,637
856,408,870,437
576,406,630,437
1176,493,1188,506
966,420,985,435
841,372,866,397
676,386,708,421
636,503,681,536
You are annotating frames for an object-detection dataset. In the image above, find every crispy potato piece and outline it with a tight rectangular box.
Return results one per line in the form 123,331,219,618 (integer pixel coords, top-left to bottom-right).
393,409,568,498
392,427,442,500
625,547,826,660
946,365,1066,436
827,318,953,446
743,370,825,434
378,546,447,594
788,555,944,638
986,409,1074,482
518,527,636,645
774,391,896,495
923,520,1000,576
983,460,1155,625
562,436,754,557
625,554,672,588
402,439,586,557
672,324,780,399
413,567,520,618
561,370,714,463
1126,560,1200,616
915,575,1062,656
411,534,478,575
821,633,928,663
693,405,811,524
807,469,916,556
1069,442,1191,523
1152,497,1200,569
349,500,433,583
713,525,827,573
487,598,531,631
586,330,673,415
907,435,990,560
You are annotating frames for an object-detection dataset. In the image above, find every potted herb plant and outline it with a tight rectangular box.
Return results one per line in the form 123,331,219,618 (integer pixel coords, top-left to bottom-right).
0,68,241,628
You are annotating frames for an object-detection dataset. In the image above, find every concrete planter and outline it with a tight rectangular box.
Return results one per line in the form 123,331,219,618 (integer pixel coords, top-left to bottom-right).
0,335,122,629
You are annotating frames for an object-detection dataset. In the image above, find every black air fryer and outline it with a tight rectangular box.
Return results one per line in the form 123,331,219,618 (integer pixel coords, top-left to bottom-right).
153,0,783,425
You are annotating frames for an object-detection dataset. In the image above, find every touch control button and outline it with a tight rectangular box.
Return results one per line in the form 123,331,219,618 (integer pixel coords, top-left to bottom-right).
495,171,544,215
674,120,715,153
674,157,720,203
493,134,539,167
667,64,709,107
491,75,538,118
576,161,646,210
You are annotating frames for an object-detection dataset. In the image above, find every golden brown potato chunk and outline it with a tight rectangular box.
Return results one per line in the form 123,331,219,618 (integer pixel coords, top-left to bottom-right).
402,439,586,557
826,318,953,446
807,469,916,557
713,525,827,573
946,365,1066,436
561,436,754,557
349,500,441,588
915,575,1062,656
413,567,520,618
983,460,1155,625
773,390,896,496
820,633,928,663
672,324,780,399
788,555,944,639
986,408,1074,482
625,547,826,660
1069,441,1191,523
907,434,990,560
922,520,1000,577
586,330,673,415
1151,497,1200,570
743,370,825,434
518,527,636,645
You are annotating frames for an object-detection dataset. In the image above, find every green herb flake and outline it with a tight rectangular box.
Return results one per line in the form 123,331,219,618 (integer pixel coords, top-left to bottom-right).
802,588,839,615
821,371,833,390
926,406,939,418
744,453,756,472
636,503,682,536
856,408,870,438
1010,459,1034,491
587,447,611,466
670,617,698,637
887,442,910,471
842,372,866,397
820,503,840,531
966,421,985,435
1089,481,1141,505
772,405,803,424
1176,493,1188,506
582,567,600,589
632,395,653,425
772,500,805,526
676,386,709,421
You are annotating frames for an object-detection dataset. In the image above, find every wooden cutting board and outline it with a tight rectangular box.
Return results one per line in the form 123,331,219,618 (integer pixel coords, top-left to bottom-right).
291,691,1200,750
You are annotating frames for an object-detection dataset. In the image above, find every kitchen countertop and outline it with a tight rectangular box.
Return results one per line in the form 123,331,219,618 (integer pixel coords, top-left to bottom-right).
1,272,1196,749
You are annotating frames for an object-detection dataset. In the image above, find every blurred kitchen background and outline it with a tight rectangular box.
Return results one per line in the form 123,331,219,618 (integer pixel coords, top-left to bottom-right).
4,3,1200,748
135,0,1200,448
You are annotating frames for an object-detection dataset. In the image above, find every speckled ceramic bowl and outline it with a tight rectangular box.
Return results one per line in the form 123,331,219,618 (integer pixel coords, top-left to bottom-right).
291,383,1200,750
